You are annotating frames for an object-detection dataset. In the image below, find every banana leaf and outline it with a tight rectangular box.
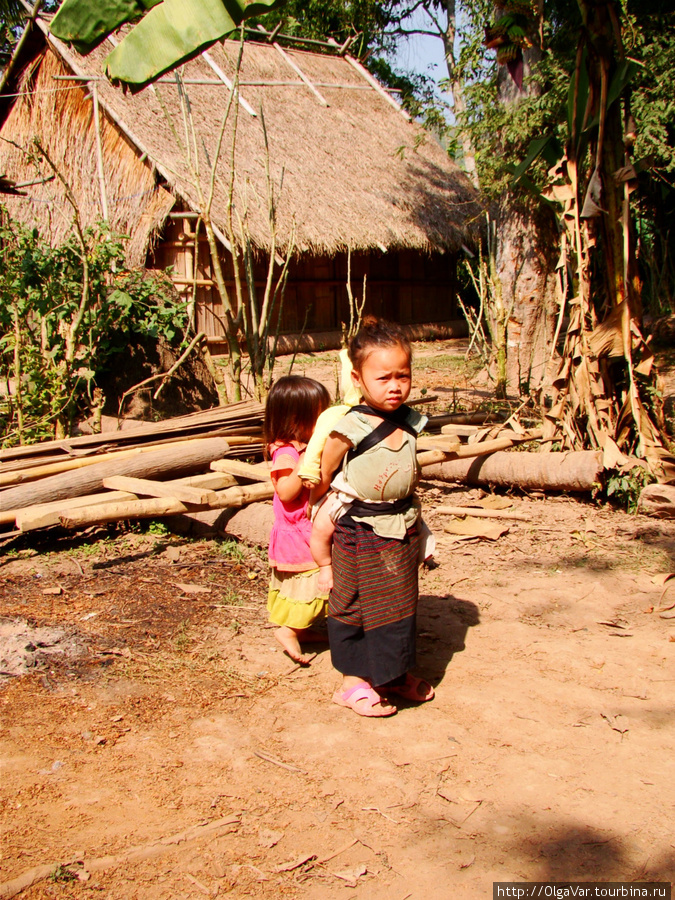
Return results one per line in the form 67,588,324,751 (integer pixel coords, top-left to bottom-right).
50,0,287,89
51,0,162,53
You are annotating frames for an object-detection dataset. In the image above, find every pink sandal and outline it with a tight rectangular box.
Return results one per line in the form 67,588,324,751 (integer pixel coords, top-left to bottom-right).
382,674,435,703
332,682,397,717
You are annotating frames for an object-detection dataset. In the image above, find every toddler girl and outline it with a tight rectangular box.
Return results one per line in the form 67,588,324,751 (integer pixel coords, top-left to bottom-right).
265,375,331,664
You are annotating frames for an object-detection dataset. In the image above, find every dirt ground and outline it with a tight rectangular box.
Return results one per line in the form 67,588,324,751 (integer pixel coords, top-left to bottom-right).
1,343,675,899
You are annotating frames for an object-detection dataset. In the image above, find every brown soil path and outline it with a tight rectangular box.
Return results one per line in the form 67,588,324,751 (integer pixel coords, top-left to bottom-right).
1,342,674,898
1,489,674,899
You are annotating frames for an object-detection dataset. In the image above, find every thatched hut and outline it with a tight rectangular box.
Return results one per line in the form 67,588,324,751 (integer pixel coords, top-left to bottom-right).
0,19,481,349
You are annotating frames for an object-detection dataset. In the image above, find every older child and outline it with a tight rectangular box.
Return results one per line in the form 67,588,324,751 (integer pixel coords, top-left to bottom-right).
265,375,331,664
312,317,435,716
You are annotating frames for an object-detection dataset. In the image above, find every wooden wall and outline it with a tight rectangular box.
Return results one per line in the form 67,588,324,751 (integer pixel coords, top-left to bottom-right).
150,218,458,341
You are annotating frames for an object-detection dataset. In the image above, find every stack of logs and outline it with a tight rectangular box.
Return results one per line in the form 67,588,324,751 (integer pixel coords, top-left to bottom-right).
0,404,607,537
0,402,269,536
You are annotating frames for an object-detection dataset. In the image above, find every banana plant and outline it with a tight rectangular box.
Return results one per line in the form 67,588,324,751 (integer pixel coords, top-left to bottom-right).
50,0,286,89
504,2,667,464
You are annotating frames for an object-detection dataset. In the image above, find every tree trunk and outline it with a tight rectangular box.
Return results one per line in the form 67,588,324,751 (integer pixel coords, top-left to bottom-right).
422,449,602,492
495,198,559,394
494,46,558,395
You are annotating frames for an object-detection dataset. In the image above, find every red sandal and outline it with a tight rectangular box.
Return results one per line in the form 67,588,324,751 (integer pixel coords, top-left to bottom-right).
382,674,435,703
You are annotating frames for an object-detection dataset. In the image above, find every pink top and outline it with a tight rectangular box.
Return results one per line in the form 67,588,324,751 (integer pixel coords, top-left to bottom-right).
268,443,315,572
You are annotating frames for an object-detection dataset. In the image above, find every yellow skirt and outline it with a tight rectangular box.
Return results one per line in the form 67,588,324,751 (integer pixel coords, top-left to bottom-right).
268,567,328,630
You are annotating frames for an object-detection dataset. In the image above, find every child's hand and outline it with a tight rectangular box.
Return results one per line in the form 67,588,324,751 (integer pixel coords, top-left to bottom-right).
318,564,333,594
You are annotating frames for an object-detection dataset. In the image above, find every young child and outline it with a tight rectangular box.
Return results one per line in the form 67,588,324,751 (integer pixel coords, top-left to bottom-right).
313,317,435,716
265,375,331,665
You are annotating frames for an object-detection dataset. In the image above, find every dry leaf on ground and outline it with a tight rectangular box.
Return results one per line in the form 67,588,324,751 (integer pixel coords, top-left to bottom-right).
443,518,509,541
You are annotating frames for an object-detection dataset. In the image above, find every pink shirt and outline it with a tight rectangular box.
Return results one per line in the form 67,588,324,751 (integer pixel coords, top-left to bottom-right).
268,444,315,572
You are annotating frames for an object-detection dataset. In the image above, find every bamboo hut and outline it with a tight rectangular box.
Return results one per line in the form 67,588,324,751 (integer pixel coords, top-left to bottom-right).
0,19,481,349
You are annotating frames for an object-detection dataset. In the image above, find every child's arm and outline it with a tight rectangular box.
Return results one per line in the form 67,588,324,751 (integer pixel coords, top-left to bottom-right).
272,455,306,503
310,433,352,503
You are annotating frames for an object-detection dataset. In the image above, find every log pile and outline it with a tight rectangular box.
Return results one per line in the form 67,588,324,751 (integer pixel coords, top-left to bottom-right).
0,404,616,538
0,402,271,536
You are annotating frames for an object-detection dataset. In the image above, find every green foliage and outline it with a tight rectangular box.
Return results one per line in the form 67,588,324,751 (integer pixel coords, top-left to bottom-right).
606,466,655,513
0,211,187,445
146,520,170,536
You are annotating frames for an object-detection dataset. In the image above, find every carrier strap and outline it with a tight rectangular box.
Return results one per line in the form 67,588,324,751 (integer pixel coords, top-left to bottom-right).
346,404,418,463
348,495,414,518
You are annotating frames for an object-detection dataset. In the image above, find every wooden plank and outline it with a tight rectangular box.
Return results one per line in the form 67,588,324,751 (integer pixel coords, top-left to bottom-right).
12,473,237,532
102,475,218,505
16,491,139,532
210,459,272,481
61,481,274,529
417,436,461,453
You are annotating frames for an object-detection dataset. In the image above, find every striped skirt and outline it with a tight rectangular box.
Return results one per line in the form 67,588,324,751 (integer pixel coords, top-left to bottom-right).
327,518,419,687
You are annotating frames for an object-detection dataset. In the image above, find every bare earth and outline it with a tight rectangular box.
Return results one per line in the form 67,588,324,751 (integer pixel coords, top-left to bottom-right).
1,344,674,899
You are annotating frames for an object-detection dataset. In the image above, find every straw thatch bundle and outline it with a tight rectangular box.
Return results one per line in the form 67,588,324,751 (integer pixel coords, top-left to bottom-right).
0,44,173,265
0,22,480,264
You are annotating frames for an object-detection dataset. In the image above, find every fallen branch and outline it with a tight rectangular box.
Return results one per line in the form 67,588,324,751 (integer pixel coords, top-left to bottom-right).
435,506,531,521
0,815,241,900
253,749,307,774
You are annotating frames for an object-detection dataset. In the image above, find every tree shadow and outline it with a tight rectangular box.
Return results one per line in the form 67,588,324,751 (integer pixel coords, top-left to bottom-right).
415,592,480,687
514,822,675,882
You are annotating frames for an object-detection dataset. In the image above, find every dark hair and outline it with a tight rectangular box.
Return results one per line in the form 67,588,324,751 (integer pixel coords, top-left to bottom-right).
264,376,330,450
348,316,412,372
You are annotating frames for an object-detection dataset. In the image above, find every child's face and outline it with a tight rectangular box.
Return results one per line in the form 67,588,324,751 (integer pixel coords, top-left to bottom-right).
351,345,411,412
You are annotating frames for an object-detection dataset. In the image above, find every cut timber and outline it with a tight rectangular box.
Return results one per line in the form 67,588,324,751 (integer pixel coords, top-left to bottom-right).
14,473,237,532
102,476,218,505
417,436,462,453
638,484,675,517
0,447,145,487
61,481,274,529
435,506,531,521
15,491,138,531
0,438,231,513
417,430,542,470
422,450,602,492
439,424,485,438
210,459,272,481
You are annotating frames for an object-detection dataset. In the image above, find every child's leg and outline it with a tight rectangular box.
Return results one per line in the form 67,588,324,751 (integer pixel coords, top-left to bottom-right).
310,500,336,593
273,625,320,665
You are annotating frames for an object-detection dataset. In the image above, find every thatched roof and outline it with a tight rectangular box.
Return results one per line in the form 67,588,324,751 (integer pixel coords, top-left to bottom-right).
0,20,481,261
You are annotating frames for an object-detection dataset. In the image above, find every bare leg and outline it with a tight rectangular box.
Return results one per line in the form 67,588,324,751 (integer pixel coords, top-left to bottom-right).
310,501,336,593
274,626,316,665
